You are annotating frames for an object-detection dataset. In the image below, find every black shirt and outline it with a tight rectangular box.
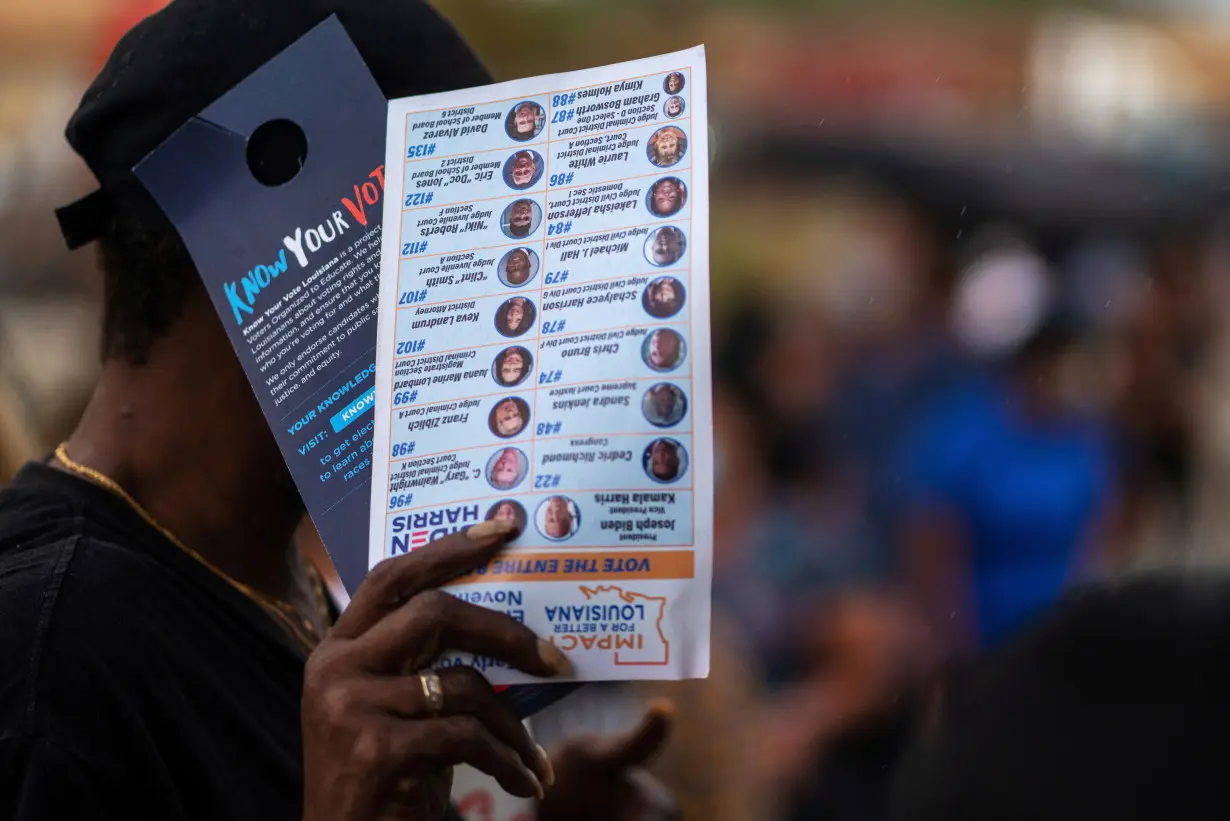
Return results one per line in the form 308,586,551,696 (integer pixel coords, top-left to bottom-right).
0,461,460,821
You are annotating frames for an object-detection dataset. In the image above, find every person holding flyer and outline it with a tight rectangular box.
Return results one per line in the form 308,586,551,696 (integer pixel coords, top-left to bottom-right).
0,2,679,820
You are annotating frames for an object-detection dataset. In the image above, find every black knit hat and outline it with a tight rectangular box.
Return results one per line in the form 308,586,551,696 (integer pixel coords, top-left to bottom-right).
56,0,490,249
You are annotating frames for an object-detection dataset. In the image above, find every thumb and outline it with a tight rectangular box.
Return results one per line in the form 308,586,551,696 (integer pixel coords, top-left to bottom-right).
594,699,675,770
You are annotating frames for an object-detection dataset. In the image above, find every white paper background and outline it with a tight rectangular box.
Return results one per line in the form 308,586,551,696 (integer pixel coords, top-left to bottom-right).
373,48,712,684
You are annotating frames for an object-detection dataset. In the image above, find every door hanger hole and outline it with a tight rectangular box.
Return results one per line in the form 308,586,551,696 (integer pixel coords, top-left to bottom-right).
246,119,308,187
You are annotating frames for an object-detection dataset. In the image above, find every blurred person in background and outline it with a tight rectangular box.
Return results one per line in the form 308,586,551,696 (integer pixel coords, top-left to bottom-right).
892,313,1120,656
825,196,971,540
1109,239,1210,563
676,267,939,821
1189,222,1230,559
762,593,931,821
719,299,886,685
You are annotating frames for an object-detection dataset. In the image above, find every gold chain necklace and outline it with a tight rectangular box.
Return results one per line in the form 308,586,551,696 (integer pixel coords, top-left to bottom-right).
53,444,330,654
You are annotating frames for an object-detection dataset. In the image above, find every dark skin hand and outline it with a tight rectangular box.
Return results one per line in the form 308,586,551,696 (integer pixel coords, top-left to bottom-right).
539,701,681,821
302,518,569,821
301,520,680,821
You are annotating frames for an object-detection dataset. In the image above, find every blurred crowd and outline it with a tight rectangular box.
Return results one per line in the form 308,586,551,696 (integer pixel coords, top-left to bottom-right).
637,184,1230,820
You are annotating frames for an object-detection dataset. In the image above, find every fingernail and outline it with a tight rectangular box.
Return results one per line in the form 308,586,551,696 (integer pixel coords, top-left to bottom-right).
535,745,555,786
466,519,517,542
647,698,677,719
537,639,575,677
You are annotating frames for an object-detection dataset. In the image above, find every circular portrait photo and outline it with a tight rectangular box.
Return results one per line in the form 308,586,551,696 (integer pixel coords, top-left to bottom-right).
642,328,687,373
643,277,686,319
495,296,536,338
536,495,581,542
488,396,531,439
647,126,687,169
663,96,686,119
492,346,534,388
501,199,542,240
486,447,529,491
645,225,687,268
485,499,528,534
505,101,546,142
498,247,539,288
664,72,686,95
646,177,687,218
644,438,688,484
642,383,688,428
503,150,544,190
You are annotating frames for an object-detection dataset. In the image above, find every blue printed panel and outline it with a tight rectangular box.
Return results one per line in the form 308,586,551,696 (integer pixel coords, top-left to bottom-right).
547,121,693,189
392,293,540,355
403,147,548,208
136,14,574,718
546,70,691,142
382,489,694,556
534,377,692,438
539,269,693,336
396,245,542,305
542,220,692,284
535,322,691,384
532,433,694,493
132,18,388,594
389,341,535,407
544,169,692,238
403,97,550,159
398,195,546,257
331,387,377,433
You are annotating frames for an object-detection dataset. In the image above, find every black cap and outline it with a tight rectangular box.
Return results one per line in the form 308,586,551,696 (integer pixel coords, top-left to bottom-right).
56,0,491,249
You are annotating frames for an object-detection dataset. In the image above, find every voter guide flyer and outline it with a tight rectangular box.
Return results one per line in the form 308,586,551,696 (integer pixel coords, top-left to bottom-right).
370,48,713,684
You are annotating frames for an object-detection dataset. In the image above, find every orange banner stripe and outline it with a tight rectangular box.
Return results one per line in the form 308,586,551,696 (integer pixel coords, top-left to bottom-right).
452,550,694,584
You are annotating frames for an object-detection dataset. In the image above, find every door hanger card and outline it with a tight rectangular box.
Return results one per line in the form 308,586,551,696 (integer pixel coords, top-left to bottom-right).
133,16,573,716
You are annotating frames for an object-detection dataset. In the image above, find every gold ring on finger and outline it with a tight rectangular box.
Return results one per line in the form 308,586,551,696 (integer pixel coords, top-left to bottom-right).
419,671,445,717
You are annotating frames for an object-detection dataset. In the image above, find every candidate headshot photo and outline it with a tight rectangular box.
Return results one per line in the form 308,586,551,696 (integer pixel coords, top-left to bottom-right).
646,177,687,218
642,328,687,373
498,247,539,288
664,72,686,94
486,447,529,491
494,296,536,338
505,100,545,142
503,150,544,190
500,198,542,240
643,277,686,319
647,126,687,169
663,96,685,119
488,396,531,439
644,225,686,268
644,438,688,484
642,383,687,428
536,495,581,542
492,346,533,388
485,499,528,534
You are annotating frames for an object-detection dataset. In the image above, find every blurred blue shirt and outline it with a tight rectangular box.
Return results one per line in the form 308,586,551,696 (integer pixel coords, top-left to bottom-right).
894,377,1116,647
